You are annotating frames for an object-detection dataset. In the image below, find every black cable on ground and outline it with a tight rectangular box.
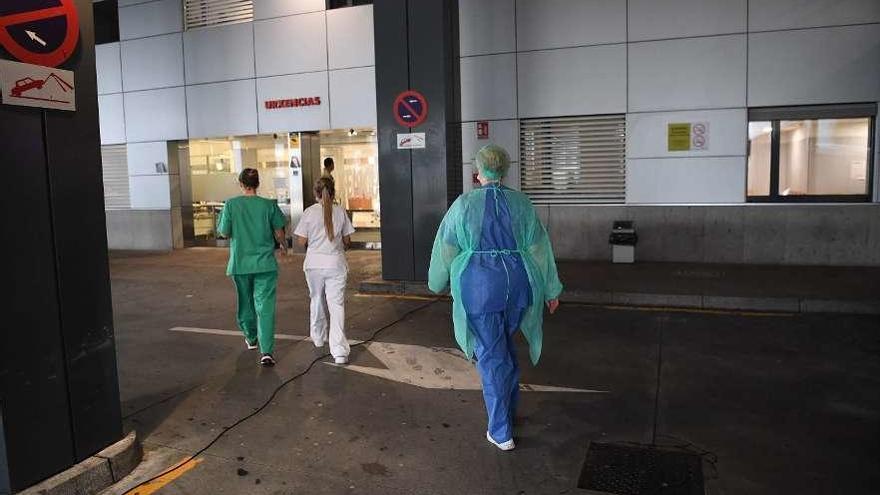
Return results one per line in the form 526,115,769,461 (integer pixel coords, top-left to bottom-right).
126,298,439,491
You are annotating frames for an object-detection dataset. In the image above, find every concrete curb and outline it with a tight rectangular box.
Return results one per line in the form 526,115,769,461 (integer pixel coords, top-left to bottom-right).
358,280,880,315
19,432,142,495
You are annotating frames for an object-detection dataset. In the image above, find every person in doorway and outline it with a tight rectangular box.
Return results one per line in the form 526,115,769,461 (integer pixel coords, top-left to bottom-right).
217,168,288,367
294,177,355,365
428,144,562,451
322,157,335,179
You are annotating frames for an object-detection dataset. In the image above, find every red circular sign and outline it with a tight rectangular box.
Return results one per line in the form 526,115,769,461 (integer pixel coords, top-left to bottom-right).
0,0,80,68
393,90,428,128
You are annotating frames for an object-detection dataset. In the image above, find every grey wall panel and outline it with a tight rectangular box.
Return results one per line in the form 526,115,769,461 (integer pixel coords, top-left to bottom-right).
517,44,626,118
183,23,256,85
749,0,880,32
628,0,746,42
255,0,325,20
124,87,188,142
626,109,747,159
106,210,174,250
121,33,184,92
748,25,880,107
327,5,375,69
459,0,514,57
99,94,127,145
256,72,330,133
186,80,259,138
460,53,516,121
329,67,378,129
629,35,747,112
516,0,625,51
374,0,415,280
627,157,747,204
119,0,183,40
254,12,328,77
96,43,122,95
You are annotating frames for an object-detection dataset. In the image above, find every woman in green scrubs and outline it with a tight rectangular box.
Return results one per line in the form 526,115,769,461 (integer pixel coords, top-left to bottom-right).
217,168,287,366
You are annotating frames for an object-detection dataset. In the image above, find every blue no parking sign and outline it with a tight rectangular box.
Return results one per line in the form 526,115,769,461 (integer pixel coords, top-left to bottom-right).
393,90,428,128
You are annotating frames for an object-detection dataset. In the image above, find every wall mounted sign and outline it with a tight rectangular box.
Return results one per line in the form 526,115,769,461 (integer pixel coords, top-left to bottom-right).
0,0,80,68
393,90,428,127
0,59,75,111
477,120,489,139
667,121,709,152
264,96,321,110
396,132,426,149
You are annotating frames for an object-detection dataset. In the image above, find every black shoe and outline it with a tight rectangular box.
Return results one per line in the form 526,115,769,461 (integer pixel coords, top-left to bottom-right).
260,353,276,366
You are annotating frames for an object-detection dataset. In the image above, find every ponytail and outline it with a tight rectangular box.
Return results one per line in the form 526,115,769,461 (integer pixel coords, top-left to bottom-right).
314,177,336,241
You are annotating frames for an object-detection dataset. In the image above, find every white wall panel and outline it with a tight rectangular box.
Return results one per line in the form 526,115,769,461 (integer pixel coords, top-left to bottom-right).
516,0,625,51
517,44,626,118
327,5,374,69
627,109,747,159
628,0,746,41
255,12,328,77
121,33,184,91
98,94,126,145
257,72,329,132
629,35,746,112
459,0,515,57
127,142,170,176
461,119,519,165
627,157,746,203
96,43,122,95
329,67,377,129
460,54,516,121
124,87,188,142
184,23,255,84
186,80,258,138
749,0,880,32
129,175,171,209
119,0,182,40
254,0,325,20
748,25,880,107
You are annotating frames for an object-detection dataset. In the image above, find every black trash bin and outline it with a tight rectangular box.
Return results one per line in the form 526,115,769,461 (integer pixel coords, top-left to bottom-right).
609,221,637,263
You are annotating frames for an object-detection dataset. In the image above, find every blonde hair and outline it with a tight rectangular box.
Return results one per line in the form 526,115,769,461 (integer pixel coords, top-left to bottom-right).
475,144,510,181
314,177,336,241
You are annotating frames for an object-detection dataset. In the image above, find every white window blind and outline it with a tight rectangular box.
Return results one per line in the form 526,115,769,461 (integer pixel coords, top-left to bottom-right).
101,145,130,210
520,115,626,204
185,0,253,30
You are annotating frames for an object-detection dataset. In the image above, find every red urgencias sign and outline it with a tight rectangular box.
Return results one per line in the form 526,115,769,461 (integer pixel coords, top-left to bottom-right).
264,96,321,110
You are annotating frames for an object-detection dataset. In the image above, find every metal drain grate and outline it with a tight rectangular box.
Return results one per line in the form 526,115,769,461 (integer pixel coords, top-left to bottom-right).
578,442,704,495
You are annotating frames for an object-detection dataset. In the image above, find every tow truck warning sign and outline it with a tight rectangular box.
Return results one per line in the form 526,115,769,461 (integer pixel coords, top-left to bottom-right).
0,0,80,68
1,59,75,111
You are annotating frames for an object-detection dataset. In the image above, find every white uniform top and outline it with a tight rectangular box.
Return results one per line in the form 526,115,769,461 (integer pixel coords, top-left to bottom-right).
294,203,355,270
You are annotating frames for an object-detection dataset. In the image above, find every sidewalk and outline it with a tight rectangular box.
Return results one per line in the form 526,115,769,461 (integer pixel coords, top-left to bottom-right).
360,260,880,314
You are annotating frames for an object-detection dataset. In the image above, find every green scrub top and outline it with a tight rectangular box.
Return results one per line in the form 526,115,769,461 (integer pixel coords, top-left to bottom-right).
217,195,286,276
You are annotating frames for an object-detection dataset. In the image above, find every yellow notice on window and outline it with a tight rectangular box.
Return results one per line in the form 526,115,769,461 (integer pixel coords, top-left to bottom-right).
668,123,691,151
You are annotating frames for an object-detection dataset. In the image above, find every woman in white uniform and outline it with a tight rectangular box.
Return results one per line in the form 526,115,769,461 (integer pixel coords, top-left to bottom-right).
294,177,356,364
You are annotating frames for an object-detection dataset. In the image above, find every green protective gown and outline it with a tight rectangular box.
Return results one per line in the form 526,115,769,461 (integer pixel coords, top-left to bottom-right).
428,186,563,365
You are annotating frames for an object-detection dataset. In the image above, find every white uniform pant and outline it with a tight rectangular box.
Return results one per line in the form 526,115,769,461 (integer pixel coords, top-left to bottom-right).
304,268,349,359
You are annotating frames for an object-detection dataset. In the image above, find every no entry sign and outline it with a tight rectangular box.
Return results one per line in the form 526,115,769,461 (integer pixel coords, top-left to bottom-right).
393,90,428,128
0,0,80,68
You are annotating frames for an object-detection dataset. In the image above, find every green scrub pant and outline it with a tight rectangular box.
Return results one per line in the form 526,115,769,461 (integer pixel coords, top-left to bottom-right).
232,271,278,354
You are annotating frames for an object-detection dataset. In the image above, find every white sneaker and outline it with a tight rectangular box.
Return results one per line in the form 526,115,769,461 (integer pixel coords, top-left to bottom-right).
334,356,348,365
486,431,515,451
313,338,325,348
245,338,258,350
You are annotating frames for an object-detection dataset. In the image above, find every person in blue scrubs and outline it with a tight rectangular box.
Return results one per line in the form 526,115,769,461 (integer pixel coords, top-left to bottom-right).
429,144,562,451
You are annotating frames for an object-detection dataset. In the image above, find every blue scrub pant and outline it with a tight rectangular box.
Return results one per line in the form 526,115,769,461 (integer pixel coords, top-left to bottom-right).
469,305,526,444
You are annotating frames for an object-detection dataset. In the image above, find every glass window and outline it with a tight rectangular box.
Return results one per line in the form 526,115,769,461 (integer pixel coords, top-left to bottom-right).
747,105,875,202
327,0,372,8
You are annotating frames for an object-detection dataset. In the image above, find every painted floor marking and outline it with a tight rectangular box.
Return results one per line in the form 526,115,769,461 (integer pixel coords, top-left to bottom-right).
170,328,605,394
123,457,203,495
169,326,365,345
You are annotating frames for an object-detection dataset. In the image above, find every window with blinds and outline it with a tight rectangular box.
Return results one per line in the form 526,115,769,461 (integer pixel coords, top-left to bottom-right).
185,0,253,30
520,115,626,204
101,145,130,210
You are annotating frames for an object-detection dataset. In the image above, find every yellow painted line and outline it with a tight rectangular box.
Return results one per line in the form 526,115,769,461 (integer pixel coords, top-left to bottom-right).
123,457,203,495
